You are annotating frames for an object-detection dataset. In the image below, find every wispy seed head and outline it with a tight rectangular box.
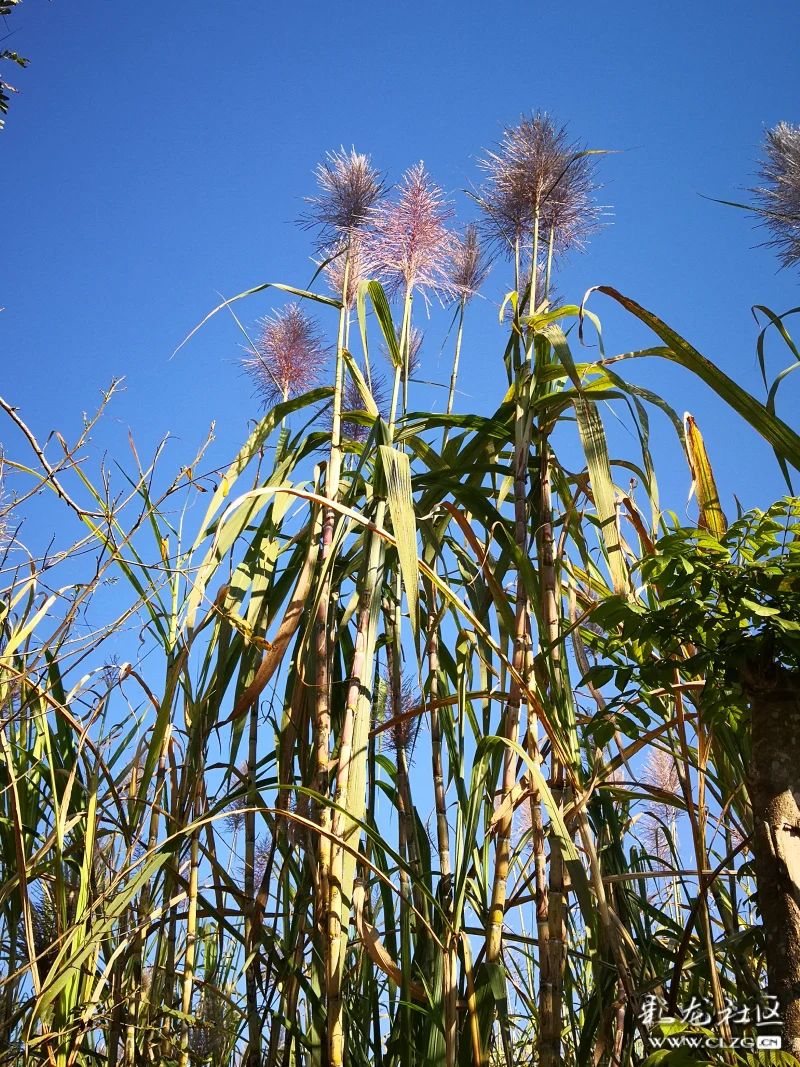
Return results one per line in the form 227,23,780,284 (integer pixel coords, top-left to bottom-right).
300,147,385,247
364,162,457,300
325,371,389,444
642,747,680,864
751,122,800,271
345,372,388,443
241,303,330,409
478,111,603,258
449,223,491,302
382,670,420,760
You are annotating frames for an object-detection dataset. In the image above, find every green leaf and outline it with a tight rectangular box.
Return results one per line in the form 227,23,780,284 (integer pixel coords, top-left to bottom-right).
367,281,401,367
740,597,781,617
342,348,380,417
593,286,800,475
574,396,628,595
379,446,420,642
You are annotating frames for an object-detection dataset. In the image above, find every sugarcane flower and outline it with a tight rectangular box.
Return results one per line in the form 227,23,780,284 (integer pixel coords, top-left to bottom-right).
478,111,602,258
241,303,330,409
449,223,491,302
300,147,385,248
336,372,389,444
642,747,680,865
317,234,366,310
364,162,457,301
751,122,800,271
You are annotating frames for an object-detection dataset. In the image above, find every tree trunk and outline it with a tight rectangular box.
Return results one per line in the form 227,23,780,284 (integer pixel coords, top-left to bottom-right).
744,658,800,1056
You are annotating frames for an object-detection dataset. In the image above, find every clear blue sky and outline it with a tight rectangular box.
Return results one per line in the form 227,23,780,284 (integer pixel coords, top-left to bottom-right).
3,0,800,526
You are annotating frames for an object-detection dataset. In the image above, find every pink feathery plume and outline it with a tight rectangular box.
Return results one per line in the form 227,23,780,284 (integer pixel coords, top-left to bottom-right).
380,669,421,760
364,162,457,302
241,303,330,409
335,372,389,444
751,122,800,272
320,371,389,444
641,747,680,865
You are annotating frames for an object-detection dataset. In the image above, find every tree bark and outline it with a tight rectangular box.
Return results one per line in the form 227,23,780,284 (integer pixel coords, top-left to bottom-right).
744,658,800,1056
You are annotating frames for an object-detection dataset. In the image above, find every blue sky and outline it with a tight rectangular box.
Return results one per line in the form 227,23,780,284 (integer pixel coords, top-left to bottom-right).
3,0,800,532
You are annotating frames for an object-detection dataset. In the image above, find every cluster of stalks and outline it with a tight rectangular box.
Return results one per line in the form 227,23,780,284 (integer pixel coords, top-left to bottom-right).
3,114,800,1067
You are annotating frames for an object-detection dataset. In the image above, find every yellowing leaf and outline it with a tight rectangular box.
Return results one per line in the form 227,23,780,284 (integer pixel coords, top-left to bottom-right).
685,413,727,540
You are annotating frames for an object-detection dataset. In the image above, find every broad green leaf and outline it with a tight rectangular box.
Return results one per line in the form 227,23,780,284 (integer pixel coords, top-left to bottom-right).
593,286,800,473
574,396,628,595
379,446,420,642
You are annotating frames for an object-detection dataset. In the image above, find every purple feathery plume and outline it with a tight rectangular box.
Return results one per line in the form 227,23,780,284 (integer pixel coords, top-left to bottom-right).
364,162,457,301
751,122,800,271
449,223,491,302
641,747,680,865
241,303,330,409
299,147,385,248
381,669,420,760
478,112,602,259
319,370,389,444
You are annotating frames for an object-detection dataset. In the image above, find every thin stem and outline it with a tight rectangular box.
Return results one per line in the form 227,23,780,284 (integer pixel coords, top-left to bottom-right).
442,297,466,452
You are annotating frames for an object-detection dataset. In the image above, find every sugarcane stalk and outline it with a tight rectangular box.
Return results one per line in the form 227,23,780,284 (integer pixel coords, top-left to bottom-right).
486,362,531,964
132,723,172,1061
400,288,413,416
326,503,386,1066
428,580,457,1067
327,289,411,1063
672,674,731,1048
314,251,351,966
539,437,568,1067
528,208,540,321
178,829,199,1067
742,658,800,1055
244,701,261,1067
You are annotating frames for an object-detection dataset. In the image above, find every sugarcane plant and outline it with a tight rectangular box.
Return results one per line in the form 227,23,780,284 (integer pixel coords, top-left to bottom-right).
3,114,800,1067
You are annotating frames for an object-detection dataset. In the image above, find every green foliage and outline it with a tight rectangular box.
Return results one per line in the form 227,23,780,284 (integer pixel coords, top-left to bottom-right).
5,130,800,1065
590,499,800,692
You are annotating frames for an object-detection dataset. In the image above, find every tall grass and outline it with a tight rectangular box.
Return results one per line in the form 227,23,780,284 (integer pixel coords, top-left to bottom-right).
2,119,800,1067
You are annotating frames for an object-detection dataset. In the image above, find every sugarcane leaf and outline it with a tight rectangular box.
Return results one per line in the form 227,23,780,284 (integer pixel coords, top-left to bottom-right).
379,446,420,642
593,285,800,473
367,281,401,367
342,348,380,417
684,413,727,540
574,396,628,596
